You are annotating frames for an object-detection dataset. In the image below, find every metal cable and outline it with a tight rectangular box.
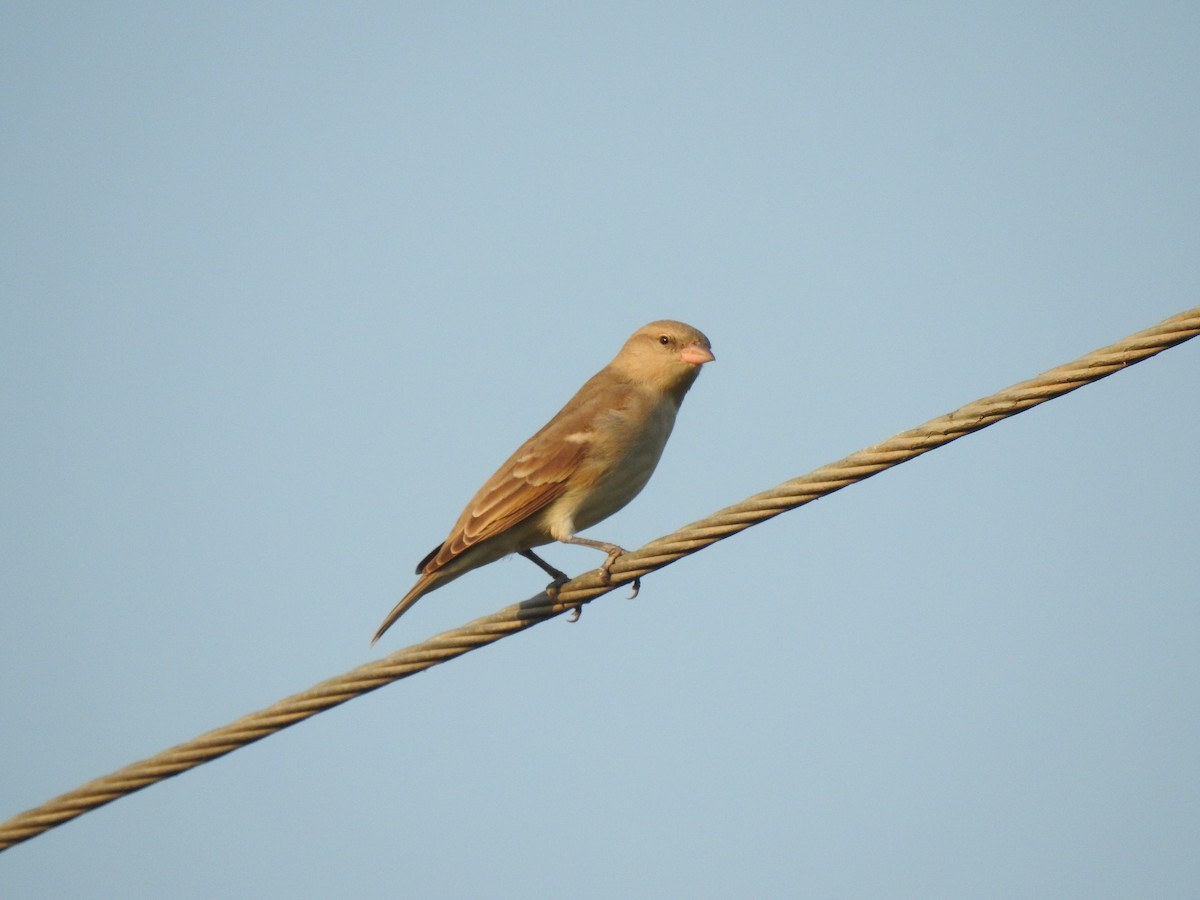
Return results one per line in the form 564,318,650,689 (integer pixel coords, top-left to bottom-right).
2,306,1197,851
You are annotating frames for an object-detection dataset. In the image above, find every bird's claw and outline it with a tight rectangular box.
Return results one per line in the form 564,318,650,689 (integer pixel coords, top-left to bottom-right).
568,575,637,622
546,579,584,622
544,543,635,623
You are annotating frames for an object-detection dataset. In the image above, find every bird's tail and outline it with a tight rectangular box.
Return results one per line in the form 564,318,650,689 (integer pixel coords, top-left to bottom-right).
371,572,441,644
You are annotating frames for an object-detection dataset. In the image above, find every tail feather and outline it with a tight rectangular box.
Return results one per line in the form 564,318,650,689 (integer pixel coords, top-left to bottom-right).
371,572,441,644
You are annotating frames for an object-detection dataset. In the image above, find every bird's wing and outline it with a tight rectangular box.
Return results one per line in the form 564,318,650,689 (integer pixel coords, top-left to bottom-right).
422,381,622,574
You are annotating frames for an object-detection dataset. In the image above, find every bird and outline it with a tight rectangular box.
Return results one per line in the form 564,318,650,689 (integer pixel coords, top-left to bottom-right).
372,319,714,643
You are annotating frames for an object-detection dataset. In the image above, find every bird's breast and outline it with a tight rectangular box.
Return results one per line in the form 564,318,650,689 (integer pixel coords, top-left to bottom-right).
561,395,679,535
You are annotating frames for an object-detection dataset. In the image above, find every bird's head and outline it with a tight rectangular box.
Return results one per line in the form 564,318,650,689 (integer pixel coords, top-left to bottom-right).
612,320,715,400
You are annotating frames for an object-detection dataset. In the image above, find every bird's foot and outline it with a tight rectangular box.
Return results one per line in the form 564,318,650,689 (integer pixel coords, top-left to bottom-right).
597,544,627,586
544,573,570,602
543,575,585,622
595,546,639,598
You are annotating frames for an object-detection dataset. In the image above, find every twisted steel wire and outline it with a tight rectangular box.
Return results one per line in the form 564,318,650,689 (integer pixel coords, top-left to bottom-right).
2,306,1197,852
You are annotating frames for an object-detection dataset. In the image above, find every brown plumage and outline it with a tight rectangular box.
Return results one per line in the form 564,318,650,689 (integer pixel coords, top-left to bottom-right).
372,320,714,643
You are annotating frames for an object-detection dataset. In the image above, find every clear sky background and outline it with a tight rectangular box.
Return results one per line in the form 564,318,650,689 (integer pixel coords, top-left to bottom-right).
3,3,1198,898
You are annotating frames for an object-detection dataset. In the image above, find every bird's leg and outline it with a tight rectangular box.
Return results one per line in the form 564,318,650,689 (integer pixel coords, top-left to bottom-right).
519,549,583,620
568,538,641,605
520,548,569,583
559,536,627,586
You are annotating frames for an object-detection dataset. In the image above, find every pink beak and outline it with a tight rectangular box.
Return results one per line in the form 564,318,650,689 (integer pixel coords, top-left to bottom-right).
679,343,715,366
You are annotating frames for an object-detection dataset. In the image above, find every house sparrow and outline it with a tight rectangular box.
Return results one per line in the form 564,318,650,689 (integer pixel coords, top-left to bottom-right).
373,320,714,642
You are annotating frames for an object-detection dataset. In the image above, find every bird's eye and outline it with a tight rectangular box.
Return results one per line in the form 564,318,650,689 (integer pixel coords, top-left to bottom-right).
658,334,671,346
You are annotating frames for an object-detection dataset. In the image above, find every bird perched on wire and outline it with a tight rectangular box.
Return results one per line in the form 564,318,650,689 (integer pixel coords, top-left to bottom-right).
372,319,715,643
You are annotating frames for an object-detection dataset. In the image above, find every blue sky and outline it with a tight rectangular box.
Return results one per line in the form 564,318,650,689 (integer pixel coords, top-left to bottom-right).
3,3,1198,897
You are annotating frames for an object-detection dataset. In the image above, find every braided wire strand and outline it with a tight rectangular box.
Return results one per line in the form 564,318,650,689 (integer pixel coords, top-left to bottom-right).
2,306,1197,851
